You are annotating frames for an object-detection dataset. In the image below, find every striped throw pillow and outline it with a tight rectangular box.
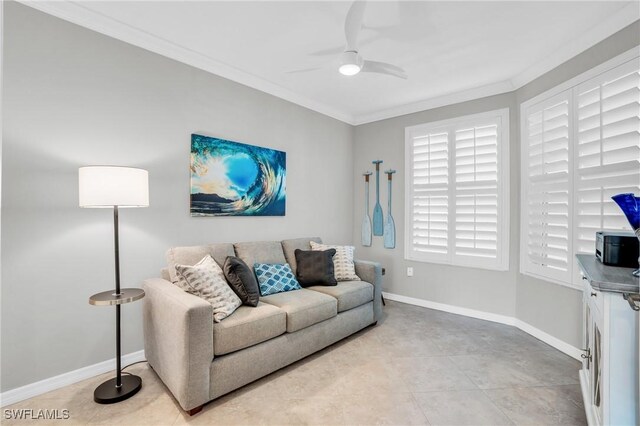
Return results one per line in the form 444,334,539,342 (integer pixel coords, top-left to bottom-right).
310,241,360,281
175,255,241,322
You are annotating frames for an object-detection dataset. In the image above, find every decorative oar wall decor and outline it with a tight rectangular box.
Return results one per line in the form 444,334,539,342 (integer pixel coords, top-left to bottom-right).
372,160,384,236
361,172,373,246
384,169,396,249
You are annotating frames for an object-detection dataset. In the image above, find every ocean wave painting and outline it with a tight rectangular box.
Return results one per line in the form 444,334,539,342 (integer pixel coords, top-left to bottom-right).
190,134,286,216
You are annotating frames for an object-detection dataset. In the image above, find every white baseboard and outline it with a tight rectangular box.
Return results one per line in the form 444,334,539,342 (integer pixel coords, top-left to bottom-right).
0,350,146,407
514,318,582,360
382,291,581,361
382,292,517,326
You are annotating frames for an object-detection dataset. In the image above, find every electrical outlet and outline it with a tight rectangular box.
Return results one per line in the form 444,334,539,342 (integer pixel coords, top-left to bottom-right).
407,267,414,277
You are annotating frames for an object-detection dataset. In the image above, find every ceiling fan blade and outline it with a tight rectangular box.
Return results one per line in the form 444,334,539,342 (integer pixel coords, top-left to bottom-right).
345,1,367,51
310,37,377,57
308,45,346,57
361,60,407,79
285,67,324,74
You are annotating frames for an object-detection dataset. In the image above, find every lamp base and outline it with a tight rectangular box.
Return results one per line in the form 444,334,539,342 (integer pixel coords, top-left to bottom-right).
94,374,142,404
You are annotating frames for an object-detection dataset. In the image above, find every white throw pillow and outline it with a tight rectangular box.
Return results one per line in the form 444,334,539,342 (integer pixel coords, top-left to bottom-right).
310,241,360,281
175,255,242,322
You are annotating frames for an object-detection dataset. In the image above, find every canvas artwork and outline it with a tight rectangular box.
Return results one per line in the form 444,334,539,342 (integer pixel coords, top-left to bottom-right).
190,134,286,216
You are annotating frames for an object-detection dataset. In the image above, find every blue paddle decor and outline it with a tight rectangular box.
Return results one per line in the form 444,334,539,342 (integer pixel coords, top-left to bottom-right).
361,172,373,247
384,169,396,249
372,160,384,236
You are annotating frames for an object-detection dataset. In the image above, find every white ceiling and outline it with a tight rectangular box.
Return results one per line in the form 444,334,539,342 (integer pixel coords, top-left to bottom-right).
23,1,639,124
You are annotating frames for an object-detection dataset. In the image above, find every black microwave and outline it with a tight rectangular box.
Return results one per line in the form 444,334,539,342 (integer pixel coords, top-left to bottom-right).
595,231,639,268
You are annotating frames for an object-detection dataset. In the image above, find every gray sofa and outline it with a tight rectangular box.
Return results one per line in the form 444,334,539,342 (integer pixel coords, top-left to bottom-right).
142,237,382,414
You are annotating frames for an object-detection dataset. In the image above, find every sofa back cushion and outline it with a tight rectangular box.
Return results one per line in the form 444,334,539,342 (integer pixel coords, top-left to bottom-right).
166,243,235,284
281,237,322,275
233,241,286,268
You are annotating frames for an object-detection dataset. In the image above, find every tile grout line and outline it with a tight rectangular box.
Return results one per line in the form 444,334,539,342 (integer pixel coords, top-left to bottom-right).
444,353,500,394
479,387,518,426
409,391,434,426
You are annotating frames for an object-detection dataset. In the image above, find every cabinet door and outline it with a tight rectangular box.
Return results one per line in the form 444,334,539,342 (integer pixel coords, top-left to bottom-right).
592,322,603,424
582,300,592,374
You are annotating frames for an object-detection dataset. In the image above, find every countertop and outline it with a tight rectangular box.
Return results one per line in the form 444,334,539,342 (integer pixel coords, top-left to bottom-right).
576,254,639,294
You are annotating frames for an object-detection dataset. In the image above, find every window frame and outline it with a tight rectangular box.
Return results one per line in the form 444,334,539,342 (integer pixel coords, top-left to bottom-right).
519,48,640,289
404,108,511,271
520,91,575,287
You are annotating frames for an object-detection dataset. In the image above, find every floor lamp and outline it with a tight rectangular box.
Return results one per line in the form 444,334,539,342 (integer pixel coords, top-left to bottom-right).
79,166,149,404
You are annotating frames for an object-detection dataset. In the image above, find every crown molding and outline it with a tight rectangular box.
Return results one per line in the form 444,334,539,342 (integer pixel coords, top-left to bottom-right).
351,80,515,125
17,1,639,128
509,3,640,90
18,0,355,125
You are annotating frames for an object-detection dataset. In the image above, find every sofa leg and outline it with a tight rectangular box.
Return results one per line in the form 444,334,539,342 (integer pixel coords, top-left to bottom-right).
187,405,204,416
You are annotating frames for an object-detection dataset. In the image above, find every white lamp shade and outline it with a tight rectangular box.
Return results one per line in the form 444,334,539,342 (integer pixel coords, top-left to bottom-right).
79,166,149,208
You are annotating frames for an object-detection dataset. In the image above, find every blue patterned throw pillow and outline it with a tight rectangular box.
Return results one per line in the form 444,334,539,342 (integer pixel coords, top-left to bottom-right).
254,263,301,296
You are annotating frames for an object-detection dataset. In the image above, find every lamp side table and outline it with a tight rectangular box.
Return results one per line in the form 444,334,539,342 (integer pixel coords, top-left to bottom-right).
89,288,145,404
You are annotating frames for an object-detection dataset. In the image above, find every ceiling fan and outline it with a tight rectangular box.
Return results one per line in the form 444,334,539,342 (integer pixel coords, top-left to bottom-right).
339,1,406,79
290,1,407,79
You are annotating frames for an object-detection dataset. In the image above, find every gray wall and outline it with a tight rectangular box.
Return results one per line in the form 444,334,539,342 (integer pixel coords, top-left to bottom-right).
353,93,518,318
1,2,354,392
353,21,639,349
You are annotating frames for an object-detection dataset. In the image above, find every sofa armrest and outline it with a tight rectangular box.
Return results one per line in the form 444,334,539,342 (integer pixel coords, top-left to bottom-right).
354,260,383,321
142,278,213,411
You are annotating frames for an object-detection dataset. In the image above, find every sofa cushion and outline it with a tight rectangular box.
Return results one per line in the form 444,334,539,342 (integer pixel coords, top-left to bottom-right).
294,249,337,287
281,237,322,275
260,289,337,332
234,241,286,269
212,302,286,355
223,256,260,307
166,243,235,285
306,281,373,313
254,263,302,296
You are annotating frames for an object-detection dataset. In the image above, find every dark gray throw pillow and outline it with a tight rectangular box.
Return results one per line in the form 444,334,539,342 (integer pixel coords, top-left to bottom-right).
294,248,337,287
223,256,260,307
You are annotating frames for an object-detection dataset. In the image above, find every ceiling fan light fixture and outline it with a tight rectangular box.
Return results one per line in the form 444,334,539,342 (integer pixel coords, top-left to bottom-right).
339,63,361,76
339,51,363,76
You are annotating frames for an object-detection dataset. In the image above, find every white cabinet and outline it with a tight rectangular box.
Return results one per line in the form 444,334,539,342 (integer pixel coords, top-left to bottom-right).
579,276,639,425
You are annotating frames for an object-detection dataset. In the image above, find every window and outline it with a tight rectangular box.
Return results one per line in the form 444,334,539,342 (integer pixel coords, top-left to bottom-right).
521,54,640,288
405,109,510,271
522,92,573,284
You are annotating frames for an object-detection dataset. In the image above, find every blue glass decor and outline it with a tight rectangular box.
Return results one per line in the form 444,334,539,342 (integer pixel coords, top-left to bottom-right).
190,134,286,216
611,193,640,277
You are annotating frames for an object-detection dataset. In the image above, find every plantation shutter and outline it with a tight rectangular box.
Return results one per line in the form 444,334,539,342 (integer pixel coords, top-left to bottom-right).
405,109,509,270
522,92,572,284
521,55,640,288
574,60,640,257
407,129,450,261
454,120,502,267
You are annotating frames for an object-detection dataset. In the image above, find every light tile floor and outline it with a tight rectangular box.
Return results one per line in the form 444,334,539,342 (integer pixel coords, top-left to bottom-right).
4,301,586,425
